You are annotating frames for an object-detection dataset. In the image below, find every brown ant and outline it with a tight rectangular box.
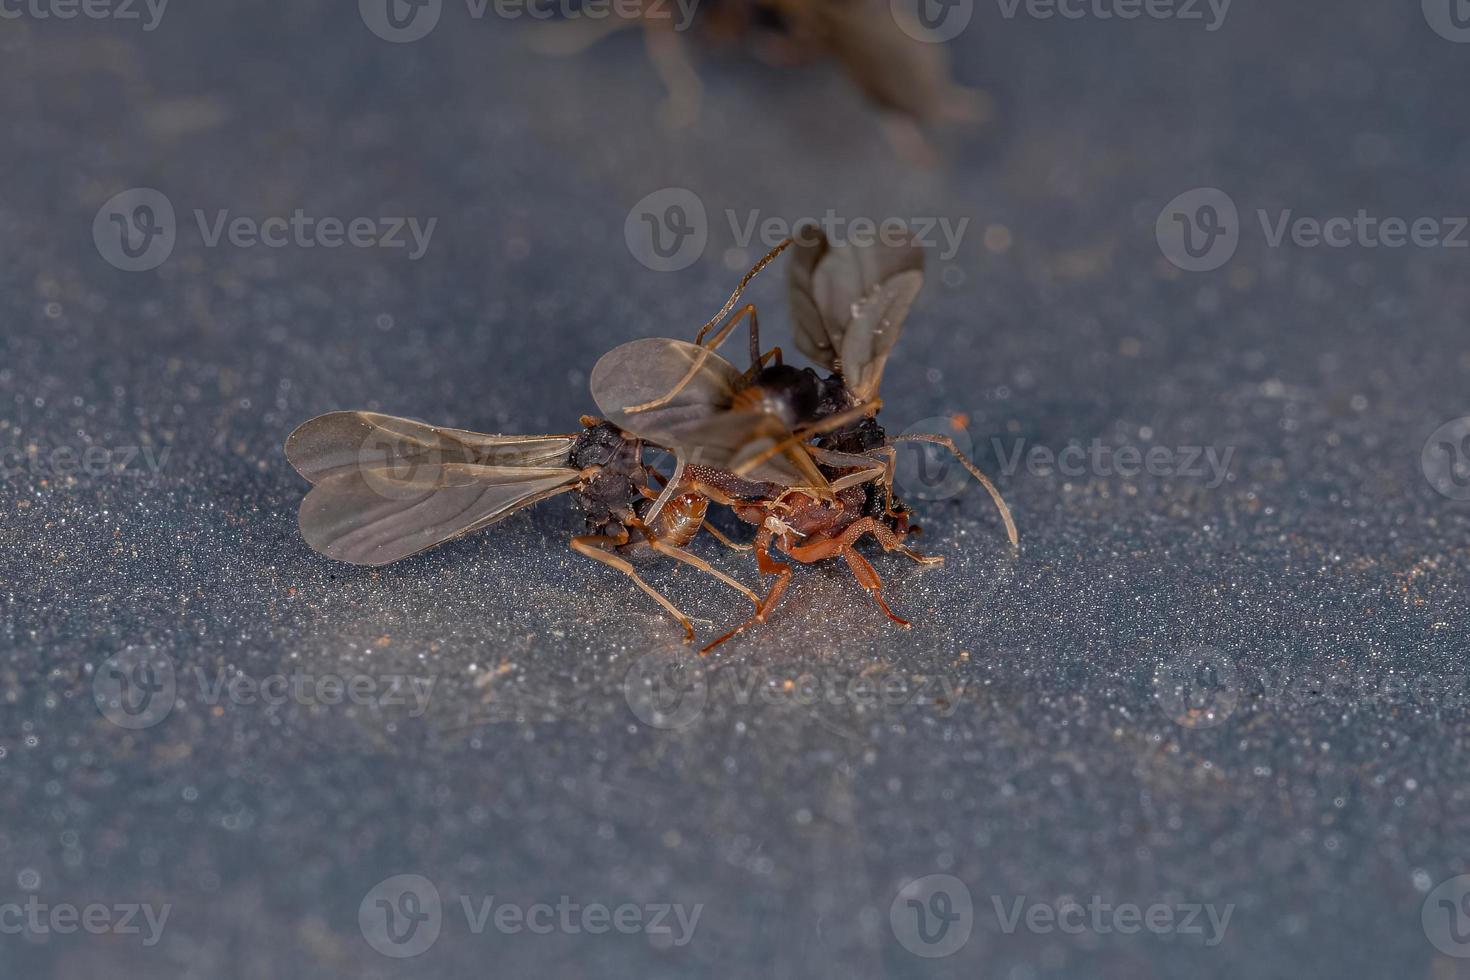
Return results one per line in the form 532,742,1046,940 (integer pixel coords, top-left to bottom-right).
286,232,1015,649
591,230,1017,651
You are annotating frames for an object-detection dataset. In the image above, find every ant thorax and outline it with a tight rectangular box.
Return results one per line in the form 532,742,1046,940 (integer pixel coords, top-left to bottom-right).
731,364,822,429
570,420,646,534
771,486,868,540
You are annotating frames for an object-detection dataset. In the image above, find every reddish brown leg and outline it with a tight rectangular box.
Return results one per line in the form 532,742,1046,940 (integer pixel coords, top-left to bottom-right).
789,516,917,628
571,532,694,642
841,547,911,628
700,530,793,654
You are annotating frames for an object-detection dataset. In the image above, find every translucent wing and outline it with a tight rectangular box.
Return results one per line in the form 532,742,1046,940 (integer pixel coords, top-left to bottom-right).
285,411,577,485
589,337,742,446
788,228,925,403
676,412,831,491
298,462,582,566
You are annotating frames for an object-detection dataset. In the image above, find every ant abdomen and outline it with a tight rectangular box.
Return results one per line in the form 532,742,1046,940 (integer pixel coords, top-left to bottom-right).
652,493,710,550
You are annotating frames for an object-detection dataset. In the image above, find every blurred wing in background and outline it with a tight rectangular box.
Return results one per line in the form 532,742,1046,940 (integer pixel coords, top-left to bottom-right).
788,228,925,403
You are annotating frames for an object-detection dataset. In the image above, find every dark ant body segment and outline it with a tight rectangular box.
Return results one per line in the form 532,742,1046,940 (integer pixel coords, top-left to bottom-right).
568,418,649,537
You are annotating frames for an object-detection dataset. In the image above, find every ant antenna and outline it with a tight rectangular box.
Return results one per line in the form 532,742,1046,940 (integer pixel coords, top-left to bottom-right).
892,433,1019,548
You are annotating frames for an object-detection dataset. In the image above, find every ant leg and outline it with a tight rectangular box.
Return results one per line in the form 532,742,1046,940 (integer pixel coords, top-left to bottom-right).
892,433,1019,548
645,536,760,606
701,522,753,552
690,238,791,346
700,531,792,654
808,447,887,492
840,546,912,629
899,545,945,566
641,21,701,129
571,533,695,642
625,240,793,413
629,305,779,418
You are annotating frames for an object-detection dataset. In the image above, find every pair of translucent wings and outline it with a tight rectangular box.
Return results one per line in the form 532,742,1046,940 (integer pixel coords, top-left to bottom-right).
285,411,583,567
589,230,925,486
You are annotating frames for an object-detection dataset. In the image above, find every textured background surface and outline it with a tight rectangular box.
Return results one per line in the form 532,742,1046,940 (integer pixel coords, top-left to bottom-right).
3,1,1470,976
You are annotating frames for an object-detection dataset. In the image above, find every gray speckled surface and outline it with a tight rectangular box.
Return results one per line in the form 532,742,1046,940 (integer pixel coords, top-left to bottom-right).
4,1,1470,977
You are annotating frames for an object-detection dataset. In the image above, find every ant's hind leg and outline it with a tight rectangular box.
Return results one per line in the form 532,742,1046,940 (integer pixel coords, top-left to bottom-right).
571,534,695,642
702,522,753,552
841,547,912,629
699,567,793,654
700,532,793,654
647,538,760,607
